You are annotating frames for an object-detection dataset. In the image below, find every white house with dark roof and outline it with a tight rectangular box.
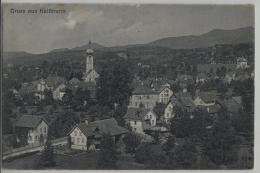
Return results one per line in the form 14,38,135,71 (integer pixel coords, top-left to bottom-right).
236,57,249,69
164,92,196,123
196,72,208,83
15,115,48,145
128,84,173,109
53,83,66,100
193,91,218,107
69,118,128,151
124,107,157,134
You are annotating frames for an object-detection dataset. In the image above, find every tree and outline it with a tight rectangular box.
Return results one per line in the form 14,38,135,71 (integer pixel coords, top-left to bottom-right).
48,110,80,138
135,143,167,169
43,89,54,105
62,88,73,106
204,108,240,166
170,108,211,141
170,110,192,138
123,132,141,154
97,134,118,169
231,109,254,135
113,104,127,127
20,105,28,114
38,139,56,168
167,139,198,169
39,134,44,144
72,88,90,110
153,102,166,119
2,90,17,134
97,57,132,109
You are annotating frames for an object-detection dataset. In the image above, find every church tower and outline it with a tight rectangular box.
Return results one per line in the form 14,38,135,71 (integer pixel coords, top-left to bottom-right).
82,40,99,83
86,41,94,74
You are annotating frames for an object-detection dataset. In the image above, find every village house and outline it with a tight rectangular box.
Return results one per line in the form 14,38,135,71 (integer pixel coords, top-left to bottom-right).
236,57,249,69
69,77,81,85
53,83,67,100
19,76,66,101
164,92,195,123
67,81,97,101
69,118,128,151
128,84,173,109
196,72,208,83
224,71,236,84
193,91,218,107
124,107,157,134
15,115,48,145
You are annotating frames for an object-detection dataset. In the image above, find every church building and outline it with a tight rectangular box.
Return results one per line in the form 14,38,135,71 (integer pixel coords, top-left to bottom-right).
82,41,99,83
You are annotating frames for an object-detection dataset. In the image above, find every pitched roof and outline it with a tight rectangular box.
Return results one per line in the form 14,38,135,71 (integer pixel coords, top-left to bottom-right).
19,82,37,95
224,98,242,113
132,85,158,95
45,76,66,88
74,118,128,137
197,72,208,79
232,96,242,105
177,74,193,82
69,77,81,84
206,104,221,114
15,115,45,128
197,91,218,103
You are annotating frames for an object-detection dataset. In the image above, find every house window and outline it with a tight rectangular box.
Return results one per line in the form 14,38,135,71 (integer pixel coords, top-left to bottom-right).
74,131,77,136
77,138,80,143
135,102,138,106
134,128,137,131
35,136,38,141
152,120,154,125
134,121,137,125
71,137,74,143
40,128,42,133
44,127,47,133
82,138,84,143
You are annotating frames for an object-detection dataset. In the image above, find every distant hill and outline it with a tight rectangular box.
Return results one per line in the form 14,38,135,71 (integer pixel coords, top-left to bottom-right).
72,42,105,51
147,27,254,49
50,48,70,53
3,26,254,66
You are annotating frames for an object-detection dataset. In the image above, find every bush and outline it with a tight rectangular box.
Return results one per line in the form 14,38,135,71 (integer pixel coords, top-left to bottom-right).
123,132,141,154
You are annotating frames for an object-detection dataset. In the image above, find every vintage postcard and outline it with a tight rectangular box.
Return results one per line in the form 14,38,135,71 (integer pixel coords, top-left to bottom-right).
1,2,255,170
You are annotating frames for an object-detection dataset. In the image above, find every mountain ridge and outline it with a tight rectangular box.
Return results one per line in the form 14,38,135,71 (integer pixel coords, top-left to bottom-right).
4,26,254,55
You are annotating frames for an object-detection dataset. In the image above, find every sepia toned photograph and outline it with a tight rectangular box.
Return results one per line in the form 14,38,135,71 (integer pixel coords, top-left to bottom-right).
1,3,254,170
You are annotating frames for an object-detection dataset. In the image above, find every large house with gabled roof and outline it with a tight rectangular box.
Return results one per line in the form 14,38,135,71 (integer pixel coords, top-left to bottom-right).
69,118,128,151
193,90,218,107
128,84,173,109
15,115,48,145
164,92,196,123
124,107,157,134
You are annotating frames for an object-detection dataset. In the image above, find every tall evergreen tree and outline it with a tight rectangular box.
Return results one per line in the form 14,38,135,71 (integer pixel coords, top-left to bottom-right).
97,134,118,169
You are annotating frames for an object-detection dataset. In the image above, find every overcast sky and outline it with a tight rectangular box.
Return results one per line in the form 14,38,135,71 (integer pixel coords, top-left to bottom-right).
3,4,254,54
